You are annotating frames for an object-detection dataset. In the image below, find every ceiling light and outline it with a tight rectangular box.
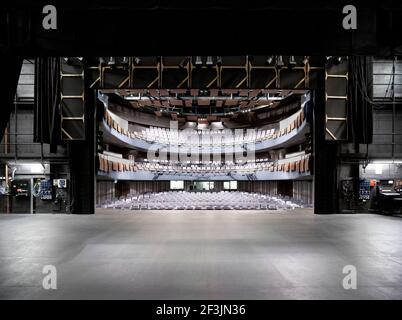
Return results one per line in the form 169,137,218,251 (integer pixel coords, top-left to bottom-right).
371,159,402,164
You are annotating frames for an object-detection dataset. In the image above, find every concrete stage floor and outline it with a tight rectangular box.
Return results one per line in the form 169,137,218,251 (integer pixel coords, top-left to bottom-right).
1,209,402,300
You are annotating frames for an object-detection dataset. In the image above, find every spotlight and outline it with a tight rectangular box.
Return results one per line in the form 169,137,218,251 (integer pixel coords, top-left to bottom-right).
266,56,274,65
326,56,343,66
275,55,284,68
333,56,342,65
302,56,309,65
119,56,129,70
63,57,83,65
288,56,297,68
107,57,115,66
134,57,143,65
195,56,203,66
206,56,213,66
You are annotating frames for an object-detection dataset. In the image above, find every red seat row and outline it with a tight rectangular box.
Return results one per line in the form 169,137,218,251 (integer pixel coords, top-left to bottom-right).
98,154,137,173
268,156,311,174
104,111,130,137
275,110,305,138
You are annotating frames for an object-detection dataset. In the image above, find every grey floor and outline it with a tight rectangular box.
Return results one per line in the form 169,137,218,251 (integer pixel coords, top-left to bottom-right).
1,209,402,300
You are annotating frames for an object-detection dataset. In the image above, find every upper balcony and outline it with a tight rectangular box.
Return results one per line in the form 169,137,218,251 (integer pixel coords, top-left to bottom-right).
101,106,309,155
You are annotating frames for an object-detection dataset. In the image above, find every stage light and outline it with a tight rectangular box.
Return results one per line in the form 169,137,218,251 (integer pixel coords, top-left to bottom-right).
302,56,309,65
99,57,106,65
122,57,128,64
63,57,83,66
216,56,223,66
333,56,342,65
195,56,203,66
288,56,297,68
266,56,274,65
179,57,189,69
276,55,284,68
206,56,213,66
108,57,115,66
134,57,143,65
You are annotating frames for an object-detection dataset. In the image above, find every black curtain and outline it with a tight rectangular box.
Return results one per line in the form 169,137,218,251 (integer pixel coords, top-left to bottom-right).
349,56,373,144
34,57,60,146
0,54,23,141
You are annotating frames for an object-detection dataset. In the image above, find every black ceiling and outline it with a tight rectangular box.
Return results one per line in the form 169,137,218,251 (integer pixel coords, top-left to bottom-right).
2,1,402,56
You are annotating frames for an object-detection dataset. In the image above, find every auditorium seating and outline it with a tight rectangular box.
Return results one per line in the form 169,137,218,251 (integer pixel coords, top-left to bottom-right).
98,153,312,175
101,191,305,211
104,109,306,147
135,159,273,173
